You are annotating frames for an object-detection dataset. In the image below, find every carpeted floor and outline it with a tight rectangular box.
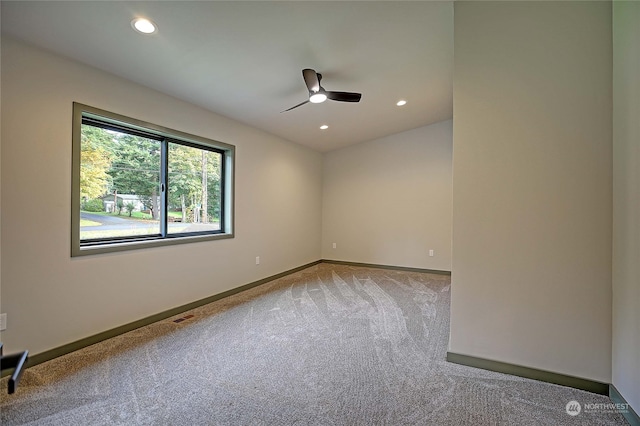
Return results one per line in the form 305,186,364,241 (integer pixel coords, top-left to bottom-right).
0,263,629,425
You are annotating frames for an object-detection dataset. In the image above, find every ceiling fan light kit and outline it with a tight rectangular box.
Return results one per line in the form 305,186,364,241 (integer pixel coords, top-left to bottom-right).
282,68,362,112
309,91,327,104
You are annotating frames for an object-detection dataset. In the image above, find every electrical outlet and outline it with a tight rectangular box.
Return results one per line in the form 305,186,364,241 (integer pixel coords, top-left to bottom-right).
0,313,7,331
333,243,337,249
429,250,434,257
256,256,260,265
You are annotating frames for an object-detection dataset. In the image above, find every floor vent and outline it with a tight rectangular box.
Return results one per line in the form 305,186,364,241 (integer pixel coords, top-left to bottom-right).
173,314,195,324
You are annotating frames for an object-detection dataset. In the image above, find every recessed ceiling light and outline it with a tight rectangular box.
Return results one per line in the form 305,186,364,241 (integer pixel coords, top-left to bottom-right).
131,18,157,34
396,100,407,106
320,125,329,130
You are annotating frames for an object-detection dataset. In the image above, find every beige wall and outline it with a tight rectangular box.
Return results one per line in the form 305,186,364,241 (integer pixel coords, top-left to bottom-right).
451,2,612,382
0,38,322,355
613,0,640,413
322,121,452,271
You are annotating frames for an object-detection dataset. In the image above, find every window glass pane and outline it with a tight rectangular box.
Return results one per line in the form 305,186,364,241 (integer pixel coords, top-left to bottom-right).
80,124,162,241
167,143,222,234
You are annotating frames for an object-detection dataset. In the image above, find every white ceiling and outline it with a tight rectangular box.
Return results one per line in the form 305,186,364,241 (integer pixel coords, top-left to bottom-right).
1,1,453,152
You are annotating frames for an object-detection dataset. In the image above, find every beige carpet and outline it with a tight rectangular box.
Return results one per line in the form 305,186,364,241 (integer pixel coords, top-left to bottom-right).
0,263,628,425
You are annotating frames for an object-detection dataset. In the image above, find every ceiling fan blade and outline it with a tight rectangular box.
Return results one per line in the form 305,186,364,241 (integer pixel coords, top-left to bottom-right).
302,68,320,92
281,99,309,113
326,91,362,103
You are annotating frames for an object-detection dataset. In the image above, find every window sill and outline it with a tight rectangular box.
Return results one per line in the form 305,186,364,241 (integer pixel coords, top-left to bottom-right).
73,232,234,257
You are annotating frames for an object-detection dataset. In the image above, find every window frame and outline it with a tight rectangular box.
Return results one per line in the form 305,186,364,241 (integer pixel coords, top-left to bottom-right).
72,102,235,256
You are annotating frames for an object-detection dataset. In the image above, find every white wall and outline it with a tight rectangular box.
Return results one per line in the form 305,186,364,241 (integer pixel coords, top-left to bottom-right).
613,0,640,414
322,121,452,271
0,38,322,355
451,2,612,382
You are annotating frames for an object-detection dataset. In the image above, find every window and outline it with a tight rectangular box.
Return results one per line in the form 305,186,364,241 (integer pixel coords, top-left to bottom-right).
72,103,234,256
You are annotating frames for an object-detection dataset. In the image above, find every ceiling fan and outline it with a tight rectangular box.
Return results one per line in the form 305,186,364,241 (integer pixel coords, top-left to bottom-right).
282,68,362,112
